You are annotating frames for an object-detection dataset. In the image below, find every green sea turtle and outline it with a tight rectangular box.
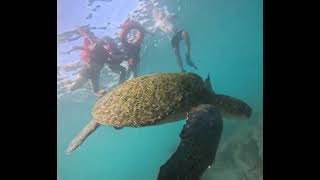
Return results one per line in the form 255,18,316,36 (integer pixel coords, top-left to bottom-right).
66,72,252,154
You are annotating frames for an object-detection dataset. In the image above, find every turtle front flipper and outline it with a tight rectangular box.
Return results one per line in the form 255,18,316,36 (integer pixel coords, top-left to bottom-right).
157,104,223,180
65,119,100,155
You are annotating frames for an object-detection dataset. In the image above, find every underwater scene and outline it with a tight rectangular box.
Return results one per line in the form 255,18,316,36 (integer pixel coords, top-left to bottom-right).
57,0,262,179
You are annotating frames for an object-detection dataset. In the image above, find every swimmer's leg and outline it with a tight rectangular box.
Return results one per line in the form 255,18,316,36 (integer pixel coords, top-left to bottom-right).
128,57,139,78
89,76,100,95
68,75,88,91
90,76,108,98
172,43,185,72
118,65,127,83
68,65,92,91
181,31,197,70
109,64,127,84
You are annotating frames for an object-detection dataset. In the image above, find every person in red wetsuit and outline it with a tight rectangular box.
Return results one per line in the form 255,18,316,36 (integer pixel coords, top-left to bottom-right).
63,26,99,62
63,27,107,97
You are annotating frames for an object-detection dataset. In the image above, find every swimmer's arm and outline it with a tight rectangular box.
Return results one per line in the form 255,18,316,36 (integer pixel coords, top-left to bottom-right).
72,46,86,51
68,35,81,41
58,61,83,72
65,61,82,67
58,32,80,43
62,46,84,54
89,26,107,30
58,30,75,38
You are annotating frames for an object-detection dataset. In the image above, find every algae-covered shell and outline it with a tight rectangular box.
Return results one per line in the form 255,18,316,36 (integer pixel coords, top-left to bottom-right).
92,72,206,127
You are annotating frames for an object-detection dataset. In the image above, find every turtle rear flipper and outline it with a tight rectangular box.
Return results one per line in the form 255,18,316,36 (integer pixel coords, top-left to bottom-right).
65,119,100,155
157,104,223,180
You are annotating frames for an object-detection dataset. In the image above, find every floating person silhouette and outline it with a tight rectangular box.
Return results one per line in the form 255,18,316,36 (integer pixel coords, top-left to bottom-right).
151,7,197,72
92,5,101,12
87,0,112,6
86,13,93,19
57,25,106,44
61,28,107,97
57,30,76,44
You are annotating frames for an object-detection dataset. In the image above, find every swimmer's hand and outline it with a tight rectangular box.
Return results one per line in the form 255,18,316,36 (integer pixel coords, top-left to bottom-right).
94,89,108,98
61,51,71,55
145,30,156,36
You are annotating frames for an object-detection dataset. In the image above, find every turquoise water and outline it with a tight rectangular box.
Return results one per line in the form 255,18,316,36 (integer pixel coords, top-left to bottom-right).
57,0,262,179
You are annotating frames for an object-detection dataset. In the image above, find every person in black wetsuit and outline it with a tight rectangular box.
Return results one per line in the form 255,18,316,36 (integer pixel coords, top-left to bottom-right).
119,18,146,78
157,104,223,180
151,7,197,72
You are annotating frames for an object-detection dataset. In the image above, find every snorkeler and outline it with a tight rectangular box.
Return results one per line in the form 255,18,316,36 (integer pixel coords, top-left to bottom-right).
60,26,129,96
92,5,101,12
157,104,223,180
119,18,145,78
87,0,112,7
61,27,107,97
151,7,197,72
86,13,93,20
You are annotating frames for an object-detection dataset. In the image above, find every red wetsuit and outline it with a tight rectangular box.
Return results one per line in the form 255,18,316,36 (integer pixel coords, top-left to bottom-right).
78,30,99,63
80,38,91,63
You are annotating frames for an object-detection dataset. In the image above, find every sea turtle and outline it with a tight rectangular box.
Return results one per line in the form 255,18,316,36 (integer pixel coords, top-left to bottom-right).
66,72,252,154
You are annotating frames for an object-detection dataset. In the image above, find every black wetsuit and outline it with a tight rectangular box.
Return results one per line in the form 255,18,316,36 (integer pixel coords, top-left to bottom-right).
157,104,223,180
